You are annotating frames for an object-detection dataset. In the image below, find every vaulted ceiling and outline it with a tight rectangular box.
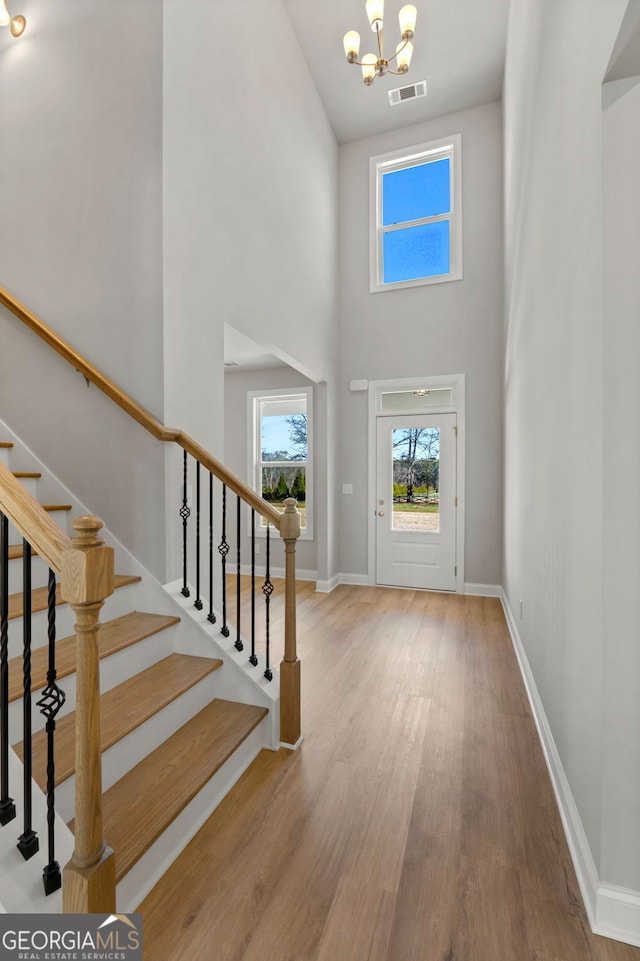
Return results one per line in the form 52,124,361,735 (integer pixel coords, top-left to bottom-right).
282,0,510,144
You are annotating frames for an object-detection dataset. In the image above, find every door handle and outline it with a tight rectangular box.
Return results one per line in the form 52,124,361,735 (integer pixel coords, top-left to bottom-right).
377,511,385,517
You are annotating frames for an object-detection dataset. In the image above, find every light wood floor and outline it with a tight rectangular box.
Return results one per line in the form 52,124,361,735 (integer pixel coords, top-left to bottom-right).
139,584,640,961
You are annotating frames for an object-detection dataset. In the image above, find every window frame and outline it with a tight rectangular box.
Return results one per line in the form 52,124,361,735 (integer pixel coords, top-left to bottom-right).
369,134,463,293
247,386,313,541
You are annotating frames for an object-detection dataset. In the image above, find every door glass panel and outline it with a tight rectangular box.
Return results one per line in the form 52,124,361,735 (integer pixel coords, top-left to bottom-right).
381,388,452,410
391,427,440,532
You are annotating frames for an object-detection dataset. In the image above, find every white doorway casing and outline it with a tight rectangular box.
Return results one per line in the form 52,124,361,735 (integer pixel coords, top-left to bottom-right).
368,375,465,592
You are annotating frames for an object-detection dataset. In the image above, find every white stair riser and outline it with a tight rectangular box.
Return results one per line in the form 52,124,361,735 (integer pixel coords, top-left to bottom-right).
11,476,39,498
118,716,268,912
8,555,50,595
5,581,143,656
53,670,224,822
6,626,177,740
0,446,12,467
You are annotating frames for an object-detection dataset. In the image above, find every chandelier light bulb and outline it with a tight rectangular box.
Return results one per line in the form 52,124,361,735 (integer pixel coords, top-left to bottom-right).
343,30,361,63
361,53,377,85
399,4,417,40
396,40,413,72
0,0,11,26
365,0,384,32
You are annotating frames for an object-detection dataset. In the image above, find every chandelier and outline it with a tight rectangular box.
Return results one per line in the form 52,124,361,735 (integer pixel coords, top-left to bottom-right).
343,1,417,86
0,0,25,37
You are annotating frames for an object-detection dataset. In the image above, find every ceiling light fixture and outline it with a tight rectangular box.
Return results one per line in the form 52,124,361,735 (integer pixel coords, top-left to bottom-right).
0,0,25,37
343,1,417,86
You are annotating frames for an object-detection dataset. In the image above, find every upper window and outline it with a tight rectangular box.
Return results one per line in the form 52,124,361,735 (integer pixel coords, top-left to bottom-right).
248,387,313,539
370,134,462,292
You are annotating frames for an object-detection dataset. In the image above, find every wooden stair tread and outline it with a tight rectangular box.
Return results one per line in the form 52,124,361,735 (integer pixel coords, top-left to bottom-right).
0,442,13,449
12,471,42,479
8,544,37,560
75,699,268,881
41,504,72,512
7,611,181,703
7,573,141,620
15,654,223,790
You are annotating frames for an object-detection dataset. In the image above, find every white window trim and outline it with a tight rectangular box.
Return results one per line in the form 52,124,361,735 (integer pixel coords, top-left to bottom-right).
367,374,465,592
369,133,463,293
247,386,313,541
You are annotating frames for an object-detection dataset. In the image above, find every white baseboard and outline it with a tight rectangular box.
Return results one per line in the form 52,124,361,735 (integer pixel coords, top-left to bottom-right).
500,590,640,948
595,884,640,947
315,574,340,593
315,572,369,593
231,564,317,582
464,582,502,596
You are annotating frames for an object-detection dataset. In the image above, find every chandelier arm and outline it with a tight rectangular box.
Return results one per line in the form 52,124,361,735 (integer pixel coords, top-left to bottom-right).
386,35,409,65
376,21,384,60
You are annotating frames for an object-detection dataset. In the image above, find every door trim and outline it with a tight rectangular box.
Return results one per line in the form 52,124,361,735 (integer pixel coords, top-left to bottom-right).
367,374,466,592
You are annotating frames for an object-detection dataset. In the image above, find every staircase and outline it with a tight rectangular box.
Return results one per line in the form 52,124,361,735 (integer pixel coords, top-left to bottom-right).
0,432,272,912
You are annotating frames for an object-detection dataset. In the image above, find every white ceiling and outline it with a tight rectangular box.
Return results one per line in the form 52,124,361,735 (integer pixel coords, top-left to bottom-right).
283,0,510,144
225,0,510,371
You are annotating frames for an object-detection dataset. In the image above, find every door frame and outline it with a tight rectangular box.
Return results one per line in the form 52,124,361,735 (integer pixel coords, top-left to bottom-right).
367,374,466,592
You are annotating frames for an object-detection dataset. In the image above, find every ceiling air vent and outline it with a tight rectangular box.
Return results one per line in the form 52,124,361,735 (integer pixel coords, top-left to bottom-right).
388,79,427,106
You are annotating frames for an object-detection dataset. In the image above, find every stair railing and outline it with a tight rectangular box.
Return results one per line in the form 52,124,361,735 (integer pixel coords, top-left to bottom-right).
0,283,302,746
0,284,302,911
0,461,117,911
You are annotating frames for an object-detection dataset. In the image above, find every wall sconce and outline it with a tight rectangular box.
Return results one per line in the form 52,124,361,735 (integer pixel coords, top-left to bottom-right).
0,0,26,37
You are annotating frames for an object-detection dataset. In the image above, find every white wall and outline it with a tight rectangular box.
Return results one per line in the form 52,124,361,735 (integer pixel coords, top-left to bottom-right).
162,0,339,584
0,0,166,577
162,0,339,453
503,0,632,903
338,101,504,585
602,75,640,892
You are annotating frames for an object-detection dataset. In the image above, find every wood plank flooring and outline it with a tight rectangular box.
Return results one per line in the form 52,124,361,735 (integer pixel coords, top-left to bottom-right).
139,584,640,961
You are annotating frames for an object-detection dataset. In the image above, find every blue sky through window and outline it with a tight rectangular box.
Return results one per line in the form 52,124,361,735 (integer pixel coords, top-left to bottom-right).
382,158,450,226
384,221,450,283
262,415,293,457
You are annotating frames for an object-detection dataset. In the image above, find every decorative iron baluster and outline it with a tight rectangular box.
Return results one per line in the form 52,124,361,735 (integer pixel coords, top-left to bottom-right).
234,495,243,652
218,485,230,637
0,511,16,825
249,510,258,666
17,538,38,860
37,568,65,895
194,461,203,611
207,472,216,625
263,524,274,681
180,450,190,598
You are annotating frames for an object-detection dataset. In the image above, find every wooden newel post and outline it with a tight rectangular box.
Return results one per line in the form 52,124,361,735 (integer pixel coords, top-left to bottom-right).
279,498,302,748
60,516,116,913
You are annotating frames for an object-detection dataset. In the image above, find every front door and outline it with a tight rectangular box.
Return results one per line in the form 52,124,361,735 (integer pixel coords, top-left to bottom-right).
375,414,457,591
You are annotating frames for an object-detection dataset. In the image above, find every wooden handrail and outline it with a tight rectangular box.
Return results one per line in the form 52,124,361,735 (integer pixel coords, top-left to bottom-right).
0,284,282,530
1,281,302,913
0,461,70,572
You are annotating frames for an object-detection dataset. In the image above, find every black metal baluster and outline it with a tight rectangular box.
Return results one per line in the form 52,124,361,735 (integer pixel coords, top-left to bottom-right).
218,485,230,637
37,569,65,895
0,511,16,825
17,538,38,860
235,495,243,652
263,524,274,681
249,510,258,666
180,450,190,598
194,461,203,611
207,472,216,625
